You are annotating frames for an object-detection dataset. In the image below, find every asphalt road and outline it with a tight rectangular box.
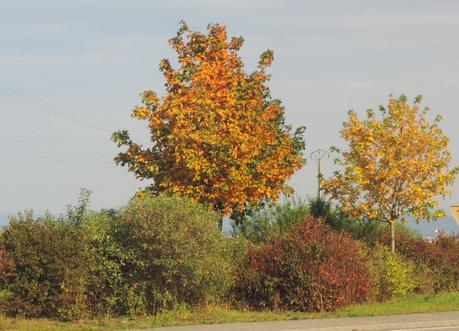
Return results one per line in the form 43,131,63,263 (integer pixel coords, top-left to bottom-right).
389,328,459,331
128,311,459,331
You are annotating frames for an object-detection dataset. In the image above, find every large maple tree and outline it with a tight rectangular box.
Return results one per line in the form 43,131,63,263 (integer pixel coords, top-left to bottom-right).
112,22,305,222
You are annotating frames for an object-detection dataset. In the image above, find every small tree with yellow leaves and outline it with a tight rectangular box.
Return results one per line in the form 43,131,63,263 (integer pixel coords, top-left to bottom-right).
112,22,305,225
323,95,458,252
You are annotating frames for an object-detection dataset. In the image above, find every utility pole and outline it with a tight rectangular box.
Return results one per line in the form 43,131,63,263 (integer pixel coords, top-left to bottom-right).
310,148,329,200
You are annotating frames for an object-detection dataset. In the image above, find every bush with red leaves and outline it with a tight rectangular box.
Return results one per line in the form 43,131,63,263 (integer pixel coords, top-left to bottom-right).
0,244,14,283
233,217,373,312
397,234,459,293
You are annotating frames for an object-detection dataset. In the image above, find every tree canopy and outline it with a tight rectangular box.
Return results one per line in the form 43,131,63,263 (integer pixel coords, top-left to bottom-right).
323,95,458,251
112,22,305,219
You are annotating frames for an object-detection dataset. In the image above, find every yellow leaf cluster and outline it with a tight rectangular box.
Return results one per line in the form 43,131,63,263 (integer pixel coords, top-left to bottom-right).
113,22,305,217
322,95,458,225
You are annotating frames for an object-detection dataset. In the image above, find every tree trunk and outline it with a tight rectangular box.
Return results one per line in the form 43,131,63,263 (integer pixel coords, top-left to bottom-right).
218,217,223,232
390,221,396,253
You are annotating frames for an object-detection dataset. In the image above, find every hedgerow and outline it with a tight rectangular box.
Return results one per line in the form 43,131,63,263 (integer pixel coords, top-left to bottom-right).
233,217,373,311
1,212,90,319
0,194,457,320
113,194,232,315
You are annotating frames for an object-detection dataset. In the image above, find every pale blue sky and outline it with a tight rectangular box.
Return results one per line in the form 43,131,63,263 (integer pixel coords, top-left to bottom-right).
1,0,458,233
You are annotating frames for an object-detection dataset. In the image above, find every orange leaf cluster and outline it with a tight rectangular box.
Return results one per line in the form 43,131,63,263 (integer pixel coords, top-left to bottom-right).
113,22,305,217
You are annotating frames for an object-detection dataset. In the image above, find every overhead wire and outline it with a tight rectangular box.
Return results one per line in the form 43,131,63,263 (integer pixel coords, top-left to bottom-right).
1,121,110,158
0,86,150,145
0,142,106,174
0,86,148,183
0,142,137,187
0,87,113,134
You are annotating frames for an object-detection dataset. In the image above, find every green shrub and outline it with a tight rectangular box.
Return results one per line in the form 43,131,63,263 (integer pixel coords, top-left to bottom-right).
1,211,90,319
115,194,232,315
370,246,416,300
234,217,373,312
233,197,308,244
307,198,428,250
307,198,387,246
66,188,91,226
308,197,345,229
82,210,128,316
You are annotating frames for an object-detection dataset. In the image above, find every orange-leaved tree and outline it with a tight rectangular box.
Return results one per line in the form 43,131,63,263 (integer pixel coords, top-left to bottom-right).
322,95,457,252
112,22,305,225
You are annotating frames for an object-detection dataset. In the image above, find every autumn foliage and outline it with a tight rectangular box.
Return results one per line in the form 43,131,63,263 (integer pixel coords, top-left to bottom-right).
323,95,458,251
1,214,89,319
233,217,372,311
112,22,305,218
382,231,459,293
0,244,14,284
0,196,232,319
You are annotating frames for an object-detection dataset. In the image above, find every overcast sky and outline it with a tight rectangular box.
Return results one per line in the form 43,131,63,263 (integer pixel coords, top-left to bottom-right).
1,0,458,232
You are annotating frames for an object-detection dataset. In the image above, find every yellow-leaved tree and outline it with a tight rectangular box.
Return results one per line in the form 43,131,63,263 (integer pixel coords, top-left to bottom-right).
112,22,305,225
322,95,458,252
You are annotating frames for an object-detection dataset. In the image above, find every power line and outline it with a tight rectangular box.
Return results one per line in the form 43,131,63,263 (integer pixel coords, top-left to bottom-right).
0,142,103,174
0,159,113,165
0,143,137,186
0,87,150,145
0,88,113,134
0,86,151,184
1,121,109,158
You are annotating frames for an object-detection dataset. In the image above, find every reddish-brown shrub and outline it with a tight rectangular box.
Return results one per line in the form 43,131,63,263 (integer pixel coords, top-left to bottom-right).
0,244,14,283
233,217,373,312
396,234,459,293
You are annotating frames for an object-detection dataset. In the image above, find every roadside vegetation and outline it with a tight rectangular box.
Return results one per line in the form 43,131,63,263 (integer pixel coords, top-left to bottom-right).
1,292,458,331
1,194,458,325
1,21,458,330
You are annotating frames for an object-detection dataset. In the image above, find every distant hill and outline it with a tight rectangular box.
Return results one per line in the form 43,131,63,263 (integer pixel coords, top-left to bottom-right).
407,216,458,236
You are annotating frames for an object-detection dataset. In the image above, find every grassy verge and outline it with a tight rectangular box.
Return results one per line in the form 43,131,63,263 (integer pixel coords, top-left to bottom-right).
0,292,458,331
